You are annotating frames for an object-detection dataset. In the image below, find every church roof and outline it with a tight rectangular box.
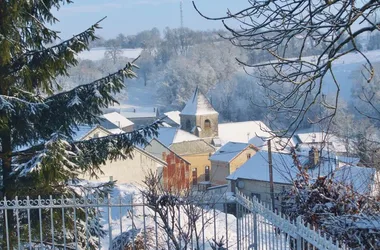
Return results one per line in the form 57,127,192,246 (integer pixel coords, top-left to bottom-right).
180,87,218,116
148,127,199,147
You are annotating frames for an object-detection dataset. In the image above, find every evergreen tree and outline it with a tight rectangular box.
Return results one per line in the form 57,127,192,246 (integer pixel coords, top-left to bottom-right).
0,1,159,248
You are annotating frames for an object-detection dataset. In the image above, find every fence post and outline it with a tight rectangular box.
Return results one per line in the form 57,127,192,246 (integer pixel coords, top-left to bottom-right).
253,212,258,250
236,200,240,250
296,216,302,250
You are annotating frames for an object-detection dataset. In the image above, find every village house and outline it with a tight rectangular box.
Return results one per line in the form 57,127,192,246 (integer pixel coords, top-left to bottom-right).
99,112,134,132
209,142,258,185
74,125,167,186
226,151,297,209
145,138,191,191
227,148,378,209
294,132,355,157
170,140,215,190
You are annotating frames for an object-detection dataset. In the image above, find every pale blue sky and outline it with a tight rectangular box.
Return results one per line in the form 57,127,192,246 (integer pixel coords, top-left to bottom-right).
53,0,249,39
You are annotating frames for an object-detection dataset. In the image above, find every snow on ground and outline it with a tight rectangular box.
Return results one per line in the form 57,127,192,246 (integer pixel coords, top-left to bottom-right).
77,48,143,61
97,184,238,249
94,183,290,249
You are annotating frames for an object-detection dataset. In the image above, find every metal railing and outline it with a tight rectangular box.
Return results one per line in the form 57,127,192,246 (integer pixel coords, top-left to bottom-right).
235,190,349,250
0,192,349,249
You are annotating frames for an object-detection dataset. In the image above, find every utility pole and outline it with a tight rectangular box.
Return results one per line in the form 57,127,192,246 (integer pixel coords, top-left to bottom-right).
268,139,275,212
180,0,184,29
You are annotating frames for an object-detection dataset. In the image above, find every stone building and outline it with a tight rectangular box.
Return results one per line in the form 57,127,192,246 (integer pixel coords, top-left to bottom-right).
179,87,219,139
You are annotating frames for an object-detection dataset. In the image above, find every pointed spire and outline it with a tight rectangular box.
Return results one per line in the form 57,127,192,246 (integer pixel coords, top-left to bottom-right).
180,87,218,116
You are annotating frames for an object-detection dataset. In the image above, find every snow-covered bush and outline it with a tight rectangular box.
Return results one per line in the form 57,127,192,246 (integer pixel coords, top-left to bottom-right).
282,162,380,249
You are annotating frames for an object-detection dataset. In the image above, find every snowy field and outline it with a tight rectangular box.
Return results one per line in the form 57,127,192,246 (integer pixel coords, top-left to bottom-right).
77,48,142,61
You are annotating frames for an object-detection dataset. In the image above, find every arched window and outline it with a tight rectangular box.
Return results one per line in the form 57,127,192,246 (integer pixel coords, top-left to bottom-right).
205,166,210,182
204,119,211,129
186,120,191,131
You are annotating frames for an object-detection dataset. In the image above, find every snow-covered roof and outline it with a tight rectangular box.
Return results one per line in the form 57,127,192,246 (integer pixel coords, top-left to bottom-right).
227,151,337,184
334,165,377,195
146,138,191,164
73,123,130,141
180,87,218,116
227,152,298,184
134,146,167,167
108,128,125,134
120,107,158,119
150,127,200,147
72,125,98,141
163,111,181,125
295,132,331,144
218,121,272,145
249,136,295,154
209,142,255,163
101,112,134,128
294,132,353,154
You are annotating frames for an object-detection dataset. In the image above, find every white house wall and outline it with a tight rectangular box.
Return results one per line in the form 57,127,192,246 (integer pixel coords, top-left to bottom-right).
81,149,165,185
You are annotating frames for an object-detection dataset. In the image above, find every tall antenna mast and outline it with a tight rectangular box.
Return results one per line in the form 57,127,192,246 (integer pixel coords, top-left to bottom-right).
180,0,184,29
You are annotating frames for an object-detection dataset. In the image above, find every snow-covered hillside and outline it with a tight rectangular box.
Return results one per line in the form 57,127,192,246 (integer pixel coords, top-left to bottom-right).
243,49,380,101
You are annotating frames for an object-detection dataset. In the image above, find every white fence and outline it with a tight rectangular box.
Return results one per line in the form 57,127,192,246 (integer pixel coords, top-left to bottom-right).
0,192,348,249
235,190,349,250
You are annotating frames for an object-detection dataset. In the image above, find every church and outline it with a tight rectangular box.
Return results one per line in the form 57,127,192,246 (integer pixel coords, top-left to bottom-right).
177,87,276,149
179,87,220,145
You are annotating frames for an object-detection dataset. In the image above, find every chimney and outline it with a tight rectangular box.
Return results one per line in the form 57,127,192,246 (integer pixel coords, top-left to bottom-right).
308,147,319,167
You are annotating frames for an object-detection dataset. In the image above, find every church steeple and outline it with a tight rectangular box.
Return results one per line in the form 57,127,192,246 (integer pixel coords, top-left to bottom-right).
180,87,219,138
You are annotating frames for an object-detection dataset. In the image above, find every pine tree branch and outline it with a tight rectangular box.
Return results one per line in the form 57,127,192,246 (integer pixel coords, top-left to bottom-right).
7,17,106,94
12,118,163,179
45,60,137,103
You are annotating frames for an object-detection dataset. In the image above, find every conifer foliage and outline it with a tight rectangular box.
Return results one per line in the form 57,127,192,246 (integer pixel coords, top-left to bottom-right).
0,1,160,248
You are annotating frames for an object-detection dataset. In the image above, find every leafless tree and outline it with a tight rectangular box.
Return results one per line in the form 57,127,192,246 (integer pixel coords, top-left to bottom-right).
105,40,123,64
141,170,223,250
193,0,380,137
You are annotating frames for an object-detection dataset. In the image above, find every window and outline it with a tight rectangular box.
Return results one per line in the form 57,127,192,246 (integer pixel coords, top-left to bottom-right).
205,166,210,182
251,193,261,201
186,120,191,131
204,119,211,129
247,153,252,159
93,132,99,138
192,168,197,185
